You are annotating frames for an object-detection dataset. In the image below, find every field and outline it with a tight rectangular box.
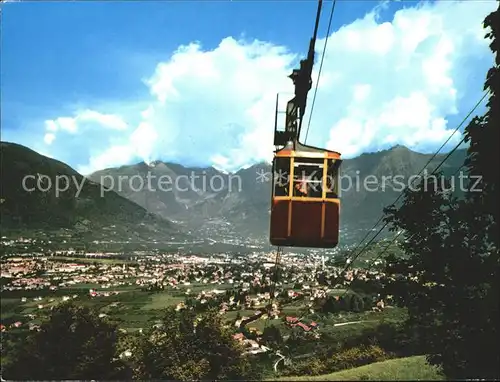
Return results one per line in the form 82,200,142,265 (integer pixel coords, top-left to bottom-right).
1,256,420,380
275,356,444,381
1,277,407,333
1,282,279,331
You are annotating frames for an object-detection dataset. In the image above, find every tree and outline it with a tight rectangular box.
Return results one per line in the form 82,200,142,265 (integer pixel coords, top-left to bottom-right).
262,325,283,347
125,307,260,380
3,302,125,380
317,272,328,286
339,294,351,312
285,327,309,350
382,4,500,379
350,293,365,313
321,295,339,314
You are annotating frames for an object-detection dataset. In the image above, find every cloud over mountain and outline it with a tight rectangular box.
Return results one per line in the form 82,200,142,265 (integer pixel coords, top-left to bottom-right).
40,0,495,175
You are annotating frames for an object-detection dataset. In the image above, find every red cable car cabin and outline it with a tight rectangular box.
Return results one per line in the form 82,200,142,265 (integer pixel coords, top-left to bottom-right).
270,141,341,248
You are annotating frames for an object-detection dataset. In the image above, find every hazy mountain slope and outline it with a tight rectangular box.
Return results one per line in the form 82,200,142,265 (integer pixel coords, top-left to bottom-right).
0,142,187,242
87,145,467,246
90,162,234,227
339,145,466,230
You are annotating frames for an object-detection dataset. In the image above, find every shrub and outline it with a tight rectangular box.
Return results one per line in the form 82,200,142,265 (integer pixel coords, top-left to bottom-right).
280,359,327,377
280,345,391,377
360,322,421,357
326,345,391,372
303,359,328,376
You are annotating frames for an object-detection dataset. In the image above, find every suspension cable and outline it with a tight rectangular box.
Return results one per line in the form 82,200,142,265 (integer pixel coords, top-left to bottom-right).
328,90,490,293
342,90,489,258
303,0,338,144
265,246,283,329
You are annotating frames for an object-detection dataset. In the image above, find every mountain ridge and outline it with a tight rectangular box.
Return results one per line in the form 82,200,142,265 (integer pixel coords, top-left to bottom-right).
0,141,190,244
86,144,468,246
89,145,425,176
1,141,467,247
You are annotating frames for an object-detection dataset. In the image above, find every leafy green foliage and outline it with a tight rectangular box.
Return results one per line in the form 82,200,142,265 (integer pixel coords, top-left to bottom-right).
262,324,284,347
280,345,391,377
122,308,261,380
357,321,421,358
2,302,125,380
327,345,390,371
381,3,500,379
2,304,260,381
320,292,374,315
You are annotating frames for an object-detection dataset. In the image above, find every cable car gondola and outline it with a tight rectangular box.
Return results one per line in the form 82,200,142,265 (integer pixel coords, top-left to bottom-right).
269,0,342,248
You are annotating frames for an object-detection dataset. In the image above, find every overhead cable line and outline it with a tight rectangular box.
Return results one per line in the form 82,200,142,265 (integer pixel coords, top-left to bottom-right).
328,90,491,291
339,113,491,299
341,90,490,259
266,0,339,332
264,246,283,329
304,0,338,144
338,231,410,300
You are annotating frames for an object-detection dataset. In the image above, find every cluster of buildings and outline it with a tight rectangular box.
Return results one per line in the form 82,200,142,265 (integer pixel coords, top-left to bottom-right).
1,235,393,339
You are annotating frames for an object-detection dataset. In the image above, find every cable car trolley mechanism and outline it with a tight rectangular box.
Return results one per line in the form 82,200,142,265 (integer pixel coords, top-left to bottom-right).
269,0,342,249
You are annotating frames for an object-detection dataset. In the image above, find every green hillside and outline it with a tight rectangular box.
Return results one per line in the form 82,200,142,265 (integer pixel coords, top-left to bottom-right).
276,355,444,381
0,141,186,241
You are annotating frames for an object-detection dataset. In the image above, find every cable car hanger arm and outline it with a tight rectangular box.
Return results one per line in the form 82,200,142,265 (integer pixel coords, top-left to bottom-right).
284,0,323,146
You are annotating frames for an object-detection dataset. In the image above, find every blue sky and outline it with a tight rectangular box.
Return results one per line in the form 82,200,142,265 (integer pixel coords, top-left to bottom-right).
1,0,496,174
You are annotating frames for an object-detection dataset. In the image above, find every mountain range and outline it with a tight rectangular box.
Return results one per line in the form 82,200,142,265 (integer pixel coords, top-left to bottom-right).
0,142,186,245
0,141,467,250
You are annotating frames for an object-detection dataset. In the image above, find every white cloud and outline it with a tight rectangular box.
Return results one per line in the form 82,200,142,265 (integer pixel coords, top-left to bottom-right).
45,117,78,133
77,110,128,130
44,109,128,137
320,0,494,155
78,145,135,175
51,0,495,174
44,133,56,145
